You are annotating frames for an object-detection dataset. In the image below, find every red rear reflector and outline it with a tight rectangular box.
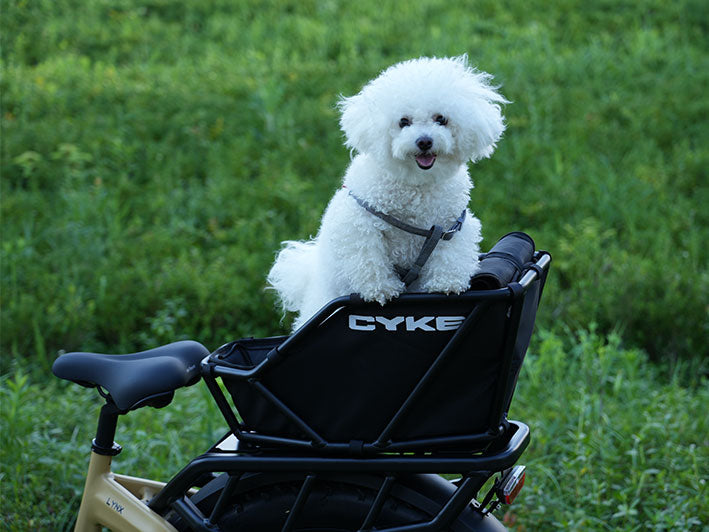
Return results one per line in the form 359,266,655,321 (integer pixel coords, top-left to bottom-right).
500,466,526,504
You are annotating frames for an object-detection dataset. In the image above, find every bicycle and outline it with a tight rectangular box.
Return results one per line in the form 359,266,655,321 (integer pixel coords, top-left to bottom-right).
53,231,550,531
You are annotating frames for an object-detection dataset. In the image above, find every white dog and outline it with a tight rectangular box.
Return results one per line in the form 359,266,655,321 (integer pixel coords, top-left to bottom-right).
268,55,507,330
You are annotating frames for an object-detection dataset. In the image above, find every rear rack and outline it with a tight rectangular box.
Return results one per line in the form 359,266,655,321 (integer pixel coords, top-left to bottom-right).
149,421,531,530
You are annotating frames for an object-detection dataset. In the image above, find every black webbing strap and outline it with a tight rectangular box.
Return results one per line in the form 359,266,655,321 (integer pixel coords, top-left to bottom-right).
348,191,466,286
394,224,445,285
348,192,430,236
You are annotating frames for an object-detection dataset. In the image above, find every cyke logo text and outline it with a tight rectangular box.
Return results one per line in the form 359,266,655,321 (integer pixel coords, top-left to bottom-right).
348,315,465,332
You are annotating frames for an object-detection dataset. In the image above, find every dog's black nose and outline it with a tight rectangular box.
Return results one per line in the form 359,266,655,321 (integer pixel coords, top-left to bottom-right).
416,136,433,151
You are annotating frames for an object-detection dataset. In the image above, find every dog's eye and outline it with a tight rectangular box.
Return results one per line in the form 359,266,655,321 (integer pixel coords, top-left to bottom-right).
434,114,448,126
399,117,411,128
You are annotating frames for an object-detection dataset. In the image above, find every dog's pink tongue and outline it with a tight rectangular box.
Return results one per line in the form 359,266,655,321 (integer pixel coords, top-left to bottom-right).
416,153,436,168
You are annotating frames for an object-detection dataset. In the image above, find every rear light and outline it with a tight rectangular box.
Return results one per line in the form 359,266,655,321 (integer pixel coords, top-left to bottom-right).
497,465,526,504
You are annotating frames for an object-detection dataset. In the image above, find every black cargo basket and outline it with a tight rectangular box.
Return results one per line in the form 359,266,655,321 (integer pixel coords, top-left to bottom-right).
203,232,550,454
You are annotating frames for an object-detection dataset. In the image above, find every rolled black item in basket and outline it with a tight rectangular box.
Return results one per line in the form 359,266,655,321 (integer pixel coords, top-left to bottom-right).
469,232,535,290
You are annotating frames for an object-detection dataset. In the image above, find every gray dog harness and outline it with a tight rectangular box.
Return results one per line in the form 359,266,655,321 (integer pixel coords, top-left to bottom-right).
348,190,466,286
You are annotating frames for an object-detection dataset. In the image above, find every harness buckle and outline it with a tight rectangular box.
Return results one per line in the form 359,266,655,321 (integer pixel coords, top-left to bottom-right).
442,210,467,240
442,228,458,240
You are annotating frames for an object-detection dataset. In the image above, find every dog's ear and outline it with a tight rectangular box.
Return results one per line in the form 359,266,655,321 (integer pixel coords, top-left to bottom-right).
456,69,509,162
338,93,379,156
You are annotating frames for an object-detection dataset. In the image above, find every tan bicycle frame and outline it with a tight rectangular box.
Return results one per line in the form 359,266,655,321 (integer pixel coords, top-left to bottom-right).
73,451,179,532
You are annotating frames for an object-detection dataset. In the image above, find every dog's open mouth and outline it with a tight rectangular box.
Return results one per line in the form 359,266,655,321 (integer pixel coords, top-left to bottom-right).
415,152,437,170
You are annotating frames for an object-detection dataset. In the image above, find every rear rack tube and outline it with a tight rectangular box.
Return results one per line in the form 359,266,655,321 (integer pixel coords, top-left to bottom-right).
518,252,551,289
148,422,530,514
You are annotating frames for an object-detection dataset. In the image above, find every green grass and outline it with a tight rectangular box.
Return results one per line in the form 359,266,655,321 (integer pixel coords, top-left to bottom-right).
1,0,708,530
0,368,225,531
1,328,706,531
510,329,707,530
2,0,707,364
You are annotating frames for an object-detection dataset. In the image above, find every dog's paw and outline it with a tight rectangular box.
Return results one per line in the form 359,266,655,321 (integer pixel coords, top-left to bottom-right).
359,280,406,306
419,276,471,295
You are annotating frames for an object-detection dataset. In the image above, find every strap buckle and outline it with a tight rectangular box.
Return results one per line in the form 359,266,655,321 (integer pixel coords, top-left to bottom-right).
442,209,467,240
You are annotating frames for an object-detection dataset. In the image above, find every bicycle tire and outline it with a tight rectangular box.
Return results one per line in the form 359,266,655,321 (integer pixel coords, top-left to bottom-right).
216,478,428,531
178,472,505,532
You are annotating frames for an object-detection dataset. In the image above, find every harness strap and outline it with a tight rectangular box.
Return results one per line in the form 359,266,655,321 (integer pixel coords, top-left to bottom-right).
349,193,431,237
395,224,445,285
347,190,466,286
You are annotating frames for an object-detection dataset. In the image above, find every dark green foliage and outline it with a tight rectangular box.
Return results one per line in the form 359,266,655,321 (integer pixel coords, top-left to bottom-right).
2,0,707,365
510,328,707,530
1,2,707,528
2,0,707,364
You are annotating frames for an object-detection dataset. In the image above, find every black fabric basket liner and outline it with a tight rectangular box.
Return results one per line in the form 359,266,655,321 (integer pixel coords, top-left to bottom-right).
211,232,547,449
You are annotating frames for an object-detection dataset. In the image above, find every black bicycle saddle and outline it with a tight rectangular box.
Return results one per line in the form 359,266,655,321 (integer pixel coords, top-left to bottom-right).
52,340,209,411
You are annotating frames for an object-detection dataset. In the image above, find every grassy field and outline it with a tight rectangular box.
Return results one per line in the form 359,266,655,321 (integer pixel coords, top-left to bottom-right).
1,329,706,530
1,0,707,530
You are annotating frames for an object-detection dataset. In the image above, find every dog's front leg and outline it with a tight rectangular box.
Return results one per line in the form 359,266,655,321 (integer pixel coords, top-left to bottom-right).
335,236,406,305
417,212,482,295
319,191,405,305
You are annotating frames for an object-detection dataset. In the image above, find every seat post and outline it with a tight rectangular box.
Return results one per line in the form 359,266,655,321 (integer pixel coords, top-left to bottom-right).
92,402,123,456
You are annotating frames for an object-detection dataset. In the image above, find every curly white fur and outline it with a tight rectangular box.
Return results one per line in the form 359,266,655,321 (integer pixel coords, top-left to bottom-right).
268,55,507,330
